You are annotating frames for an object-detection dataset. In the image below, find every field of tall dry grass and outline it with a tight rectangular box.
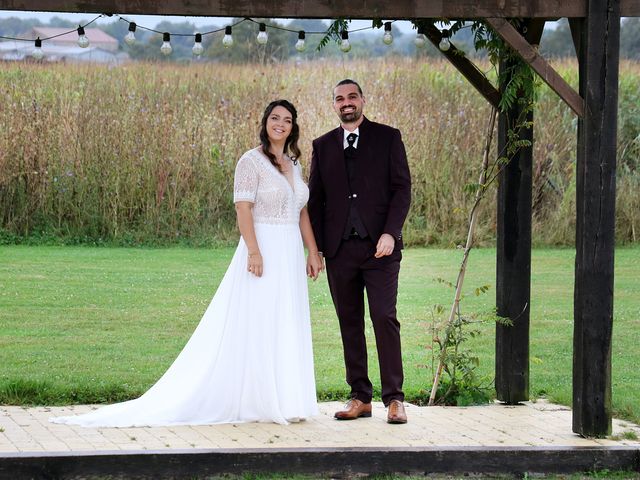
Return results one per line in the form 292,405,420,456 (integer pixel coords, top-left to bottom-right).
1,58,638,246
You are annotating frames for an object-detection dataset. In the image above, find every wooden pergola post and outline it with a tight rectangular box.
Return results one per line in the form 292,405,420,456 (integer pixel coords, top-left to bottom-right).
572,0,620,437
495,53,532,405
494,20,545,405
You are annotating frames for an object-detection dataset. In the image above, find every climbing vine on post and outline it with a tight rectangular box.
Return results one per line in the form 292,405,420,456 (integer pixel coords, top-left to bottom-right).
415,18,537,405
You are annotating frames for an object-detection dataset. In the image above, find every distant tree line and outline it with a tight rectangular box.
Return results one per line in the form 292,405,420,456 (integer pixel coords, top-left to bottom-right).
1,16,639,62
539,18,640,59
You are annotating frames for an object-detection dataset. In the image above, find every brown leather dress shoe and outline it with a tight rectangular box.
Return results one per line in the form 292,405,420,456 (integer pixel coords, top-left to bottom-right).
387,399,407,424
334,399,372,420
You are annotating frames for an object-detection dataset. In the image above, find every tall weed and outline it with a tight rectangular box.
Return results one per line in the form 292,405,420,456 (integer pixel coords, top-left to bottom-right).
0,58,638,246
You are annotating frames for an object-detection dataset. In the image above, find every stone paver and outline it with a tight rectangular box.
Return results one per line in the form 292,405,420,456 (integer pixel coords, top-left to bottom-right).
1,400,639,454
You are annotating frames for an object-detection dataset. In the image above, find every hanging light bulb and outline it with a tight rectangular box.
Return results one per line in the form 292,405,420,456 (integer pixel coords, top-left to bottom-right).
160,32,172,55
414,26,427,48
383,22,393,45
413,27,427,48
77,26,90,48
31,37,44,60
192,33,204,56
295,31,306,52
256,23,268,45
124,22,137,46
340,30,351,53
222,26,233,48
439,29,451,51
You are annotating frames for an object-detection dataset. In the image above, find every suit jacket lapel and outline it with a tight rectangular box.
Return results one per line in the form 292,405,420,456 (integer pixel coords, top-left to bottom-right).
358,116,372,152
329,126,350,191
355,117,373,182
332,126,343,152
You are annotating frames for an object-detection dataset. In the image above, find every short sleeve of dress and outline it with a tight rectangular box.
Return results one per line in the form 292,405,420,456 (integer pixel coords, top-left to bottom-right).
233,154,259,203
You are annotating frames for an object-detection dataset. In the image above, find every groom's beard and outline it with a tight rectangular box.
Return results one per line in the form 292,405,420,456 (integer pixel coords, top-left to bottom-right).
339,107,362,123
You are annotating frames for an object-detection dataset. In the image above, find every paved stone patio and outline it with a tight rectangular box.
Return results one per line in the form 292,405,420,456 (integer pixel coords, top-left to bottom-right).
2,400,640,453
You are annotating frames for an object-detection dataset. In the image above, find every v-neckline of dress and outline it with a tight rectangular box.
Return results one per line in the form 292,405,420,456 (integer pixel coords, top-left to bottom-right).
257,147,295,193
281,163,295,193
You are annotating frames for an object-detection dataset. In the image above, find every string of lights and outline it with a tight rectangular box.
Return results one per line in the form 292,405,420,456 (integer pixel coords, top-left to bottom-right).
0,14,455,60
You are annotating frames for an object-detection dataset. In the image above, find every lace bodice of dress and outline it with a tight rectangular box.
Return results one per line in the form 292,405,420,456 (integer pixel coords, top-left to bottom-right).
233,147,309,225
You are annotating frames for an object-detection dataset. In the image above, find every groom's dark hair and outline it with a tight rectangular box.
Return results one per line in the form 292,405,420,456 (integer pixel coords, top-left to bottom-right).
335,79,363,96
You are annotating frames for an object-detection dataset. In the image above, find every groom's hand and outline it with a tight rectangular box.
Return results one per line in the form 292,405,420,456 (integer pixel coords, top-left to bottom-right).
374,233,395,258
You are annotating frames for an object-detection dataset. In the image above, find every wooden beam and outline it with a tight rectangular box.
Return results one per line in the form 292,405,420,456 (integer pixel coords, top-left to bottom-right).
572,0,619,438
524,19,546,46
0,0,639,18
423,24,501,109
622,0,640,16
486,17,584,117
568,18,583,63
2,446,640,477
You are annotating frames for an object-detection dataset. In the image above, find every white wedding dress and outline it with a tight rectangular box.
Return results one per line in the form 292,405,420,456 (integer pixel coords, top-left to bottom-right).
50,147,319,427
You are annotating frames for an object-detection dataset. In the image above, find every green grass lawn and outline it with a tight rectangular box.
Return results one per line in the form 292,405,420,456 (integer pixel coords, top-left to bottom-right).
1,245,638,423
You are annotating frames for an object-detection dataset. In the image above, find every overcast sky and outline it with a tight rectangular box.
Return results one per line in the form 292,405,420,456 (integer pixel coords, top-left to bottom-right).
0,10,417,35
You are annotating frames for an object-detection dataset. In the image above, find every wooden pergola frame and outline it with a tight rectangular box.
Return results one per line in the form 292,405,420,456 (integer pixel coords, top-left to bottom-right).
2,0,637,437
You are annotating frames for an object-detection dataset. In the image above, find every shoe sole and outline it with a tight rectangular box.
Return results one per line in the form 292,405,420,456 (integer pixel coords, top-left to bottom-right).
334,412,372,420
387,418,407,424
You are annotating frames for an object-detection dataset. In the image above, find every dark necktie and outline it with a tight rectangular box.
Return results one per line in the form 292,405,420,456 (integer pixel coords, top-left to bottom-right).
344,133,358,181
347,133,358,149
343,132,367,239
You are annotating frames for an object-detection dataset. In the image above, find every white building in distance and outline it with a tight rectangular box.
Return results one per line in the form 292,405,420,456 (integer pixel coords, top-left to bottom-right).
0,26,127,63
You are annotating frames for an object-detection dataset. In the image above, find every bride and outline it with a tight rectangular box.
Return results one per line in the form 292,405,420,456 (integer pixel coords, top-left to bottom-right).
51,100,322,427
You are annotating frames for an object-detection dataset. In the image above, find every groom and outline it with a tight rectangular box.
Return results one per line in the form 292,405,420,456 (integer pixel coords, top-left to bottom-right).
308,79,411,424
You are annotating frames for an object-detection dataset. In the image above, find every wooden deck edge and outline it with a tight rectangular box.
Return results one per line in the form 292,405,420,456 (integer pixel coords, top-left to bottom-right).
1,446,639,478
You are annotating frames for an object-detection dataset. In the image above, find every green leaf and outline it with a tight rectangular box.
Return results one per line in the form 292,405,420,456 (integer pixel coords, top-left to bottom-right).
316,19,349,52
463,183,481,195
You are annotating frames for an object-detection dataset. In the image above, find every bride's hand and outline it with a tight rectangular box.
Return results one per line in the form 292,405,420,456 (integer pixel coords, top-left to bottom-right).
247,252,263,277
306,252,324,281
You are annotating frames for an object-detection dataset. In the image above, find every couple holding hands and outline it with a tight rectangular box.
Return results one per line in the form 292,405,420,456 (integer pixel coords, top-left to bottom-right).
52,79,412,428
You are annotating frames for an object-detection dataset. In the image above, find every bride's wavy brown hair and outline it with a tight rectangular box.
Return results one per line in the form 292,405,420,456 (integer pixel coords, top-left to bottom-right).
259,99,302,172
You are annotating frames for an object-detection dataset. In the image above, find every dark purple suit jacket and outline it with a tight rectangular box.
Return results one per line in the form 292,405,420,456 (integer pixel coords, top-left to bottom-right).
308,116,411,259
